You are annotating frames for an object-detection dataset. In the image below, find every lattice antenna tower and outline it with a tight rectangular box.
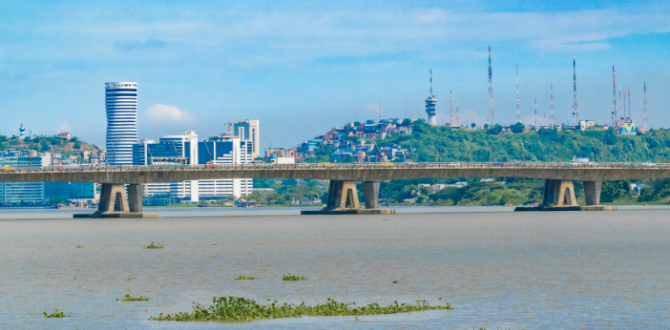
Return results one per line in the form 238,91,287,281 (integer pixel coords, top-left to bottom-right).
627,87,631,120
623,90,628,119
488,46,495,126
612,65,616,125
573,55,579,125
534,99,538,128
619,87,622,120
515,64,521,123
549,83,555,127
456,103,460,126
643,79,648,131
450,90,453,126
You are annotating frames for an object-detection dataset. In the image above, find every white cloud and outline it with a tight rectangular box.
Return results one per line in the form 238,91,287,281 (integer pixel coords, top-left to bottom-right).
146,104,195,123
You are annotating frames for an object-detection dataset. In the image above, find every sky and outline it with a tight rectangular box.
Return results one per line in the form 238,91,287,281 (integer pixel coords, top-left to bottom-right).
1,0,670,149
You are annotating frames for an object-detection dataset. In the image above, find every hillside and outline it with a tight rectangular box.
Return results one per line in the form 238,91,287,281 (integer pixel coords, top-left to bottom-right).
0,135,98,158
382,122,668,163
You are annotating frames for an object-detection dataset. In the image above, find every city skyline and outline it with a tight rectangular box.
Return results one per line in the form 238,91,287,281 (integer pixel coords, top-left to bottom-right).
1,1,670,147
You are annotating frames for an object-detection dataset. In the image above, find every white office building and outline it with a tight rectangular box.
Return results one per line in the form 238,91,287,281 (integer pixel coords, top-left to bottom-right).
105,82,138,165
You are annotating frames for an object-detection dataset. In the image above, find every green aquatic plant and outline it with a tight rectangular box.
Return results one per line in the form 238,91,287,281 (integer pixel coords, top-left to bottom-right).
43,310,65,318
235,276,255,280
149,296,452,322
282,274,306,281
145,242,164,249
122,294,150,301
76,245,84,248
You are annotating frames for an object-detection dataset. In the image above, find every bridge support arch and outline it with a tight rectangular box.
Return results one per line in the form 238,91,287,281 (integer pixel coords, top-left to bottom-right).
75,183,157,218
303,180,394,215
542,179,579,207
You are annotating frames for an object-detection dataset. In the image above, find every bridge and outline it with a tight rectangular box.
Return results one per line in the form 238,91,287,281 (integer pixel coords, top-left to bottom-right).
1,162,666,216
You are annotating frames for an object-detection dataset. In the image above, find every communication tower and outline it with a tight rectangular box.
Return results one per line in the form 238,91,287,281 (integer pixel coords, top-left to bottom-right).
550,84,555,127
515,64,520,123
612,66,617,125
425,70,437,126
449,90,453,126
487,46,495,126
643,79,648,131
572,55,578,125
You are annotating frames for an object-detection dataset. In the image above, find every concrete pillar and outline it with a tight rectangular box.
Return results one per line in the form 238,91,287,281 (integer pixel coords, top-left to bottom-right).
583,181,602,206
127,184,144,213
325,180,360,210
98,183,129,213
542,179,578,207
362,181,380,209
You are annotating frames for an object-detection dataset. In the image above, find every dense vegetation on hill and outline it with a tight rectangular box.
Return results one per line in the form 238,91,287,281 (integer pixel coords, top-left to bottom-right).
386,121,666,163
0,135,97,157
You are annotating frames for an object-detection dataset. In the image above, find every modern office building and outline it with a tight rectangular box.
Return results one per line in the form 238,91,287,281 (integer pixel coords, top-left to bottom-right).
0,152,51,204
45,182,96,204
233,119,260,159
132,131,253,203
105,82,138,165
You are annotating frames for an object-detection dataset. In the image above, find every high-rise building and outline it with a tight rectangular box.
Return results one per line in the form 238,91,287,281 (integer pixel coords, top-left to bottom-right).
233,119,260,159
105,82,138,165
0,152,52,204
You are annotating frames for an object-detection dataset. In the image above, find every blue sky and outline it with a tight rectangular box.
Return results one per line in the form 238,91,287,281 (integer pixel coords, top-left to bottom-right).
1,0,669,148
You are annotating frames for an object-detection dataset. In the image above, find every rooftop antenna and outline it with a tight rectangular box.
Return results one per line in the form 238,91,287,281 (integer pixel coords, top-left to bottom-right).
550,83,555,127
573,55,578,125
379,101,382,120
430,69,433,96
487,46,495,126
515,64,520,123
643,79,648,131
612,66,617,125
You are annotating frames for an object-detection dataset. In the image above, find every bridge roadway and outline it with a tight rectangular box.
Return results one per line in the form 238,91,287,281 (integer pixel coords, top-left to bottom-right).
1,162,664,217
0,162,669,183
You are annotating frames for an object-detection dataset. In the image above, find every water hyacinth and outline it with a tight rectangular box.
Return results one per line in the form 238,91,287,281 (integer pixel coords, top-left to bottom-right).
122,294,150,301
235,276,256,280
149,296,452,322
145,242,164,249
43,310,65,318
282,274,306,281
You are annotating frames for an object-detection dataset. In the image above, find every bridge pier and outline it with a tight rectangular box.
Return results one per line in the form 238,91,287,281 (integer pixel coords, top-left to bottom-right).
583,181,602,206
542,179,579,208
302,180,394,215
74,183,158,218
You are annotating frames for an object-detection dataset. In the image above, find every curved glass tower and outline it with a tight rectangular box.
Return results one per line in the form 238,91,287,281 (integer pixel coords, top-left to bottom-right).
105,82,138,165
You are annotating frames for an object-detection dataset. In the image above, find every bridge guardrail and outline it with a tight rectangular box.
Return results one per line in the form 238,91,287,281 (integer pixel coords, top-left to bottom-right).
0,161,668,174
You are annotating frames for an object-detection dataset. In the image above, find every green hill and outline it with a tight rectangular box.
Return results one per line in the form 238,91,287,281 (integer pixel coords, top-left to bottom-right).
384,122,665,163
0,135,98,159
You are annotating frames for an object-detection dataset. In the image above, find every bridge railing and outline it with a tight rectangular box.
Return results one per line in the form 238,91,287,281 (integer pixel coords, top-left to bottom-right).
1,161,668,174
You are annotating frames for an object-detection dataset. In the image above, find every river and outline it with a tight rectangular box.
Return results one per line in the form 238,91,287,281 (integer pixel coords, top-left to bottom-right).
1,206,668,329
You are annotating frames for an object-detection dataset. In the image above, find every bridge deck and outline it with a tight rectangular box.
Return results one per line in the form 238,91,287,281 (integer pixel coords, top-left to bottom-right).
0,162,669,183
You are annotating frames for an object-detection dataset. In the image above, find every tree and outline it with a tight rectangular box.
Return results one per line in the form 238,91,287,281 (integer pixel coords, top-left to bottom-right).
487,124,502,135
600,180,630,202
402,118,412,126
353,121,361,127
282,178,298,186
253,178,275,188
510,122,525,133
471,123,476,129
304,179,318,186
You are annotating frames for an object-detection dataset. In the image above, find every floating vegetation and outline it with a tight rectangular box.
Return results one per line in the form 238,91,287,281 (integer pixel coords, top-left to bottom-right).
149,296,451,322
122,294,150,301
76,245,84,248
235,276,256,280
145,242,164,249
282,274,306,281
43,310,65,318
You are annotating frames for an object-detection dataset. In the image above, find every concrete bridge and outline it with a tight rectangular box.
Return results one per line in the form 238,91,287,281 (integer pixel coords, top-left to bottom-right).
1,162,666,216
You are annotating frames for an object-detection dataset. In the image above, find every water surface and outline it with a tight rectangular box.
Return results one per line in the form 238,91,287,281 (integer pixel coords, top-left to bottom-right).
1,208,668,329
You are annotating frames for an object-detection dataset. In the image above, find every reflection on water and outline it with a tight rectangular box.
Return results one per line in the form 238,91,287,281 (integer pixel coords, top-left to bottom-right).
1,209,669,329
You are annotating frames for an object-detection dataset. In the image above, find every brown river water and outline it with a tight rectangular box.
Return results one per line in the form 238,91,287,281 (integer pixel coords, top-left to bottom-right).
1,208,669,329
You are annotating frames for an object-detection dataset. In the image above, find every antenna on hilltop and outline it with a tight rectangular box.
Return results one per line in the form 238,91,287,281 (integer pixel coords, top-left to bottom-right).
429,69,433,97
612,66,617,125
550,83,555,127
573,55,578,126
515,64,520,123
487,46,495,126
643,79,648,131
